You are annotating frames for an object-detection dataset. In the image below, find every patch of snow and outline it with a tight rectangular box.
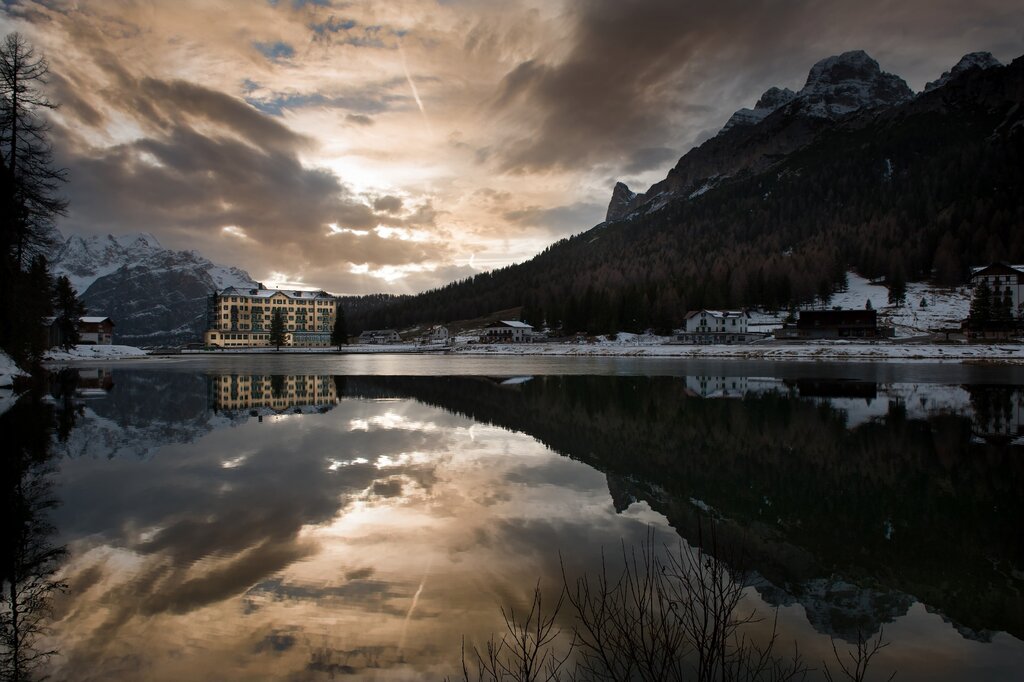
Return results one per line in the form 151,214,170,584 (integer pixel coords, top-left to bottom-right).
0,351,29,416
44,345,149,362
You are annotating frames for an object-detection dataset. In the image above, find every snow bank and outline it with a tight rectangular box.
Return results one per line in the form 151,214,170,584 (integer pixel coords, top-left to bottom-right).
44,344,149,361
0,351,29,416
453,341,1024,363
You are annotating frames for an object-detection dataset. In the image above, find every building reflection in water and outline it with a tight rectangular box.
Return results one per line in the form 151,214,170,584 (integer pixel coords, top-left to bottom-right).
210,375,338,414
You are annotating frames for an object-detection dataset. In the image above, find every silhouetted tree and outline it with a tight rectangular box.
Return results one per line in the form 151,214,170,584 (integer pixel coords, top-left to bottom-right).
53,276,84,351
969,279,992,324
0,32,65,268
0,387,68,681
0,33,65,366
269,310,286,350
331,306,348,348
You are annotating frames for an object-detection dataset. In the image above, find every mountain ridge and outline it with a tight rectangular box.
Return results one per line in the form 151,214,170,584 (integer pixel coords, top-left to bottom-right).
49,230,257,346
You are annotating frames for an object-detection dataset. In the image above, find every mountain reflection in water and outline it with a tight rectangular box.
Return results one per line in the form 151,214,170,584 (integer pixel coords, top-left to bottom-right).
17,370,1024,680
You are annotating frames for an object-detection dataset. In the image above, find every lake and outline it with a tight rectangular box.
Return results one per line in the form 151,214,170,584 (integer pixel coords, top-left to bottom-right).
4,356,1023,680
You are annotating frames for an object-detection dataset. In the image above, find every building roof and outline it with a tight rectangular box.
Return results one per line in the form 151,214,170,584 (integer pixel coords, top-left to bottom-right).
684,309,747,320
359,329,399,335
219,286,336,300
796,309,876,328
489,320,533,329
80,316,114,325
970,263,1024,277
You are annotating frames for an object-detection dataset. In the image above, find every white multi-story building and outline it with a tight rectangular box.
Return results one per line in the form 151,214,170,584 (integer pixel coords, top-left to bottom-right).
970,263,1024,318
678,310,752,344
204,287,338,348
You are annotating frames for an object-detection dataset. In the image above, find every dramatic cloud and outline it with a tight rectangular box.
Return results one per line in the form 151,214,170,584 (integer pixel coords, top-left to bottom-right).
1,0,1022,293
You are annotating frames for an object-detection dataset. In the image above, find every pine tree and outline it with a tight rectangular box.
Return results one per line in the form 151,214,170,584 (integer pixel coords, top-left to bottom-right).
887,265,907,306
53,275,85,350
15,255,53,362
0,33,66,268
331,305,348,348
269,310,286,350
969,279,992,325
0,34,65,364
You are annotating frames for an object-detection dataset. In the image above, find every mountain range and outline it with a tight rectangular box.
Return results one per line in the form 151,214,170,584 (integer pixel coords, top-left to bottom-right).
48,231,256,346
349,49,1024,334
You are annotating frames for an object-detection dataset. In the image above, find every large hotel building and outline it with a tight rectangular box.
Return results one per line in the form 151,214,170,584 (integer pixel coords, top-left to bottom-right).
204,287,339,348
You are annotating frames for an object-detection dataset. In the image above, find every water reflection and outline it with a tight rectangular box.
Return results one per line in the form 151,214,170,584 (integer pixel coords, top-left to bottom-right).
1,381,70,680
26,370,1024,679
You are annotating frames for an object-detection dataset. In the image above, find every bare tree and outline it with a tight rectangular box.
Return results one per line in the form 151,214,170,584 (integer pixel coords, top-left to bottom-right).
0,32,66,268
452,582,575,682
822,629,895,682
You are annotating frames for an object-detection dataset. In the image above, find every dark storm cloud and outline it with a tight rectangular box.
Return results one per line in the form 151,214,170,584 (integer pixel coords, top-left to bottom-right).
503,201,605,236
52,51,447,269
373,195,404,213
491,0,1024,172
622,146,677,175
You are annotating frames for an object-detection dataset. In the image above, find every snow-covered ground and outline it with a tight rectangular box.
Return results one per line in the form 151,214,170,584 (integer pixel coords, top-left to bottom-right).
0,351,29,416
44,344,149,361
453,341,1024,362
735,272,971,338
830,273,970,336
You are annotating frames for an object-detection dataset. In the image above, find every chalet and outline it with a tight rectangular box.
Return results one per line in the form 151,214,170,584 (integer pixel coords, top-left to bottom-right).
677,310,755,344
358,329,402,344
482,320,534,343
43,315,115,347
79,317,115,345
775,309,883,340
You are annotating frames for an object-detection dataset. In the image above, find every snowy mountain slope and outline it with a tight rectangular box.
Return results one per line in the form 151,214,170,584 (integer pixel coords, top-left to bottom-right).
606,50,983,222
925,52,1001,92
49,231,258,346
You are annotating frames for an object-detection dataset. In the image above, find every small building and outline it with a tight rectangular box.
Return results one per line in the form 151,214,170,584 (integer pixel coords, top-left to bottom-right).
482,320,534,343
419,326,450,344
775,309,883,340
358,329,402,344
677,310,754,344
78,317,115,345
43,315,115,347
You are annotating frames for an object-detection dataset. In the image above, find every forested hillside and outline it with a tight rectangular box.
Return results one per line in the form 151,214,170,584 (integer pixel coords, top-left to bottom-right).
348,55,1024,335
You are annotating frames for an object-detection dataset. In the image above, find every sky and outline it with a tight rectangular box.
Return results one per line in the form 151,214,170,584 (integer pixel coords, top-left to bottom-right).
2,0,1023,295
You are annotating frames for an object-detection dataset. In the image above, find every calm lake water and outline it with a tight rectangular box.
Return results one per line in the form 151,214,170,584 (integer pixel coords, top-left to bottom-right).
4,357,1024,680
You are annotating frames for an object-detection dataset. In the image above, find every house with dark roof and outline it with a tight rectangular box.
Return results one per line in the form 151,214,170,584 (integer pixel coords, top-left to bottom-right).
358,329,402,344
482,320,534,343
775,309,885,340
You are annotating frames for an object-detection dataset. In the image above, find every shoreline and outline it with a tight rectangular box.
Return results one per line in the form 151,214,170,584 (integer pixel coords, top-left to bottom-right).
42,341,1024,365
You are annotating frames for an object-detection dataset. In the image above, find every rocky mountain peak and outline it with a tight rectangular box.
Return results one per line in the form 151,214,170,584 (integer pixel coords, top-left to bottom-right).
605,181,637,222
721,86,797,133
797,50,913,118
755,86,797,111
924,51,1002,92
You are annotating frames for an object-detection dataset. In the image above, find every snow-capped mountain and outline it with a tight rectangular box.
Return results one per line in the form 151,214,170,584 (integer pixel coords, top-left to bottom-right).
924,51,1002,92
50,231,257,346
605,50,969,222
